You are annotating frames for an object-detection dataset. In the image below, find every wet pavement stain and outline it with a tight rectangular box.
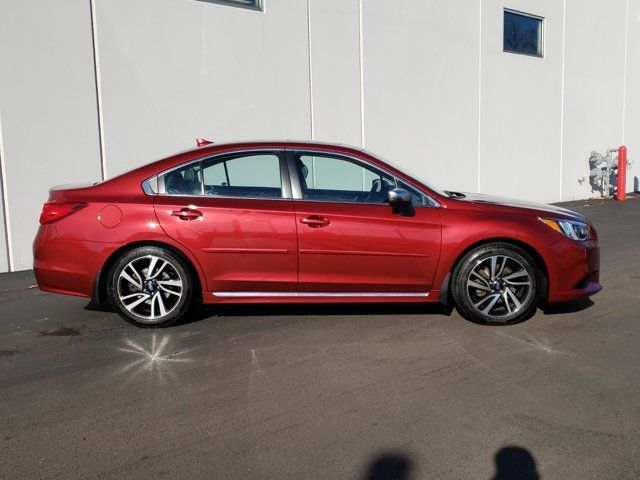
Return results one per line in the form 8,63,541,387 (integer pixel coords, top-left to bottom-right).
0,350,19,357
38,327,80,337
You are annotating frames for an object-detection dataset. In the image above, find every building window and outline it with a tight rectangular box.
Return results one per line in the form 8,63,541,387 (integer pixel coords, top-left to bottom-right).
503,9,543,57
200,0,262,11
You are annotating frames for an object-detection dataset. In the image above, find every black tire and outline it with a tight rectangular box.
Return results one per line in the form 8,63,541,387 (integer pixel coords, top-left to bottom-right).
451,242,542,325
107,246,193,328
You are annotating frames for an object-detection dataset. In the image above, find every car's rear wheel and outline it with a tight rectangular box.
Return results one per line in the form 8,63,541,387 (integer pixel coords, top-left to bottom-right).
451,242,541,324
107,246,193,328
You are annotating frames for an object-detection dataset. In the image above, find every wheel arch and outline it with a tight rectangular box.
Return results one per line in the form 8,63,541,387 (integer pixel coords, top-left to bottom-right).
93,240,204,305
438,237,549,305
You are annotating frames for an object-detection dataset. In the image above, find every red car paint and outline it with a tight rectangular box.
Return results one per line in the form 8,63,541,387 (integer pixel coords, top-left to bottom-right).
33,141,601,306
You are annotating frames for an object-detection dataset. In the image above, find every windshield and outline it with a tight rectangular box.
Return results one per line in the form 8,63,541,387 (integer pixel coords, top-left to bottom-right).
362,149,450,198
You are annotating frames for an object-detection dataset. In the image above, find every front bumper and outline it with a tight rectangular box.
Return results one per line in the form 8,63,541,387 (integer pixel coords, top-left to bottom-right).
540,236,601,303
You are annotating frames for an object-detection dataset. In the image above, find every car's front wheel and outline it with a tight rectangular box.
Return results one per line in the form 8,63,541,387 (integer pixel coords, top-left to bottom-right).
107,246,193,327
451,242,542,324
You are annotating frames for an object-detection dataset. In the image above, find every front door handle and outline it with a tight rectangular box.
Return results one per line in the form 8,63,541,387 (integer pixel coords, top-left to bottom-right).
300,215,330,228
171,208,203,221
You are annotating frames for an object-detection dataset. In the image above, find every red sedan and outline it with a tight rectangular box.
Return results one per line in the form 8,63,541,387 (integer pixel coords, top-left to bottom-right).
33,141,601,327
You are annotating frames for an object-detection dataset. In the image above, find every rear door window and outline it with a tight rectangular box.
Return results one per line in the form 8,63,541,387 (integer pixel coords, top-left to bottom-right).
203,153,282,199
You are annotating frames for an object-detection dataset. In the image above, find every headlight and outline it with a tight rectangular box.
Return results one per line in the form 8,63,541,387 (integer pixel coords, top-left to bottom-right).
540,218,591,241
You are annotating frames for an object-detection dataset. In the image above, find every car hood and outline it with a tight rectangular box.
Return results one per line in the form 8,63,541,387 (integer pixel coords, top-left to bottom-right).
453,193,586,222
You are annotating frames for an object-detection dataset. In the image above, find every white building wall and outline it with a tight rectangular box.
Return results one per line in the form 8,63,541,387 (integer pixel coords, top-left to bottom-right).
0,0,639,272
480,0,564,203
362,0,480,193
624,0,640,193
0,169,7,273
0,0,102,271
308,0,361,146
561,0,627,201
94,0,312,177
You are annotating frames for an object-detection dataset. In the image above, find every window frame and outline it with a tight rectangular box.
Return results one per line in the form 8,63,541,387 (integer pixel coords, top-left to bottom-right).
154,149,292,200
286,150,440,208
197,0,263,12
503,8,545,58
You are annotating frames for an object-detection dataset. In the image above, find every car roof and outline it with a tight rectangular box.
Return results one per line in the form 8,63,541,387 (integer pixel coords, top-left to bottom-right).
182,139,363,153
104,140,364,187
102,139,445,203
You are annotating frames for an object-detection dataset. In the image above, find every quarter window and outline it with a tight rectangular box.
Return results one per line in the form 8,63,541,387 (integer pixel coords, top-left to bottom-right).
397,180,434,207
503,9,544,57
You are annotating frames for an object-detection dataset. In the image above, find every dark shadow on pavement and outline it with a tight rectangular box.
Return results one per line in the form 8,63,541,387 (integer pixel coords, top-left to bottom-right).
197,302,451,319
491,446,539,480
361,453,413,480
84,300,453,327
171,302,453,327
541,298,594,315
84,301,115,313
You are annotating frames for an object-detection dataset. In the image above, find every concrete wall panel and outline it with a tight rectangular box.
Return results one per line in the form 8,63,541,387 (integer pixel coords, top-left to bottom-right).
95,0,312,177
562,0,627,201
308,0,361,146
0,159,8,273
0,0,102,271
480,0,564,203
362,0,480,193
624,0,640,193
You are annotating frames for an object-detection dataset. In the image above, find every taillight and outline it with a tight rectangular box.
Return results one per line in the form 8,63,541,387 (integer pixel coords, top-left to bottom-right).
39,202,87,225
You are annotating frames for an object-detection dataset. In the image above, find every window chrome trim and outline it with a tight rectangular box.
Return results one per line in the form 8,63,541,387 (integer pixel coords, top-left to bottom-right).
212,291,429,298
288,149,441,208
503,8,545,58
141,175,158,195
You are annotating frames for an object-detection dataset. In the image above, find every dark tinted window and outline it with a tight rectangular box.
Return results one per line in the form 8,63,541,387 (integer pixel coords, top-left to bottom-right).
296,154,395,204
203,153,282,199
164,163,202,196
504,10,543,57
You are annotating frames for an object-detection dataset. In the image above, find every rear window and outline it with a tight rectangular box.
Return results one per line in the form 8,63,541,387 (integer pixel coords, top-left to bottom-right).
161,152,283,199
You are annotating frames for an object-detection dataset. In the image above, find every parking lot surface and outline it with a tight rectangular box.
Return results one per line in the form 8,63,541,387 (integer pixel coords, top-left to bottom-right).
1,198,639,479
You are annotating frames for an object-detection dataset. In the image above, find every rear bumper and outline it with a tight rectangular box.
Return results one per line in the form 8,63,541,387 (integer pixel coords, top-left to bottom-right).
541,236,602,303
33,225,120,298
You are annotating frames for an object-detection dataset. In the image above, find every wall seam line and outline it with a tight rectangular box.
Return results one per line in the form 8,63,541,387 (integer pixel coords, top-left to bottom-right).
90,0,107,180
559,0,567,201
358,0,365,148
306,0,314,140
622,0,630,145
476,0,482,192
0,107,14,271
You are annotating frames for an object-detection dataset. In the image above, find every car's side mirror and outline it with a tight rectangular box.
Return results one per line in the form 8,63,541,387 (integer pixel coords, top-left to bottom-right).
388,188,414,216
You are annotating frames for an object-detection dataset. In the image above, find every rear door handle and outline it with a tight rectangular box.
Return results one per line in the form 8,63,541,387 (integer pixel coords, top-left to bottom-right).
300,215,330,228
171,208,203,221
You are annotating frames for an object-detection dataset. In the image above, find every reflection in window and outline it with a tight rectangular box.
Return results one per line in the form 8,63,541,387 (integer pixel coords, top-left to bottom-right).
203,154,282,199
503,10,543,57
297,154,395,204
164,163,202,196
397,181,434,207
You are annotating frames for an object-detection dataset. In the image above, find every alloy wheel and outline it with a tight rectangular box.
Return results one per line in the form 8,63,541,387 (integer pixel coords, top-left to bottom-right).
117,255,184,323
466,254,532,319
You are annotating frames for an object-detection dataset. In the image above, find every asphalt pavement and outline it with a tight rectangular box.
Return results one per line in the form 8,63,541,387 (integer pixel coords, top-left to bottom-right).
1,198,639,479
